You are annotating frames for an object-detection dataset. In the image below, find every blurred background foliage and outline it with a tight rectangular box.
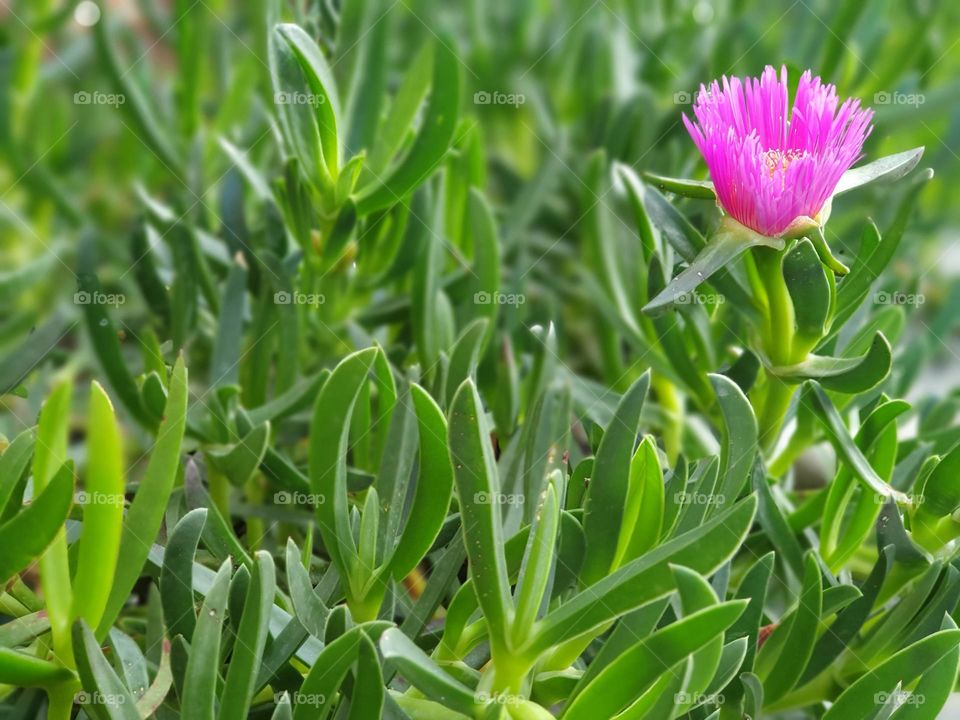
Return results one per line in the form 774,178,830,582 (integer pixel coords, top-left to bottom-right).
2,0,960,716
1,0,959,431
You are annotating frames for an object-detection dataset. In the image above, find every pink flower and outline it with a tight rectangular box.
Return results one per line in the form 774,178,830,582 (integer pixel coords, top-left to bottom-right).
683,66,873,237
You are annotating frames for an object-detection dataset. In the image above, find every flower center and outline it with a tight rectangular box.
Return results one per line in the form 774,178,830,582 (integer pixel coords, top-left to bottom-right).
761,148,807,177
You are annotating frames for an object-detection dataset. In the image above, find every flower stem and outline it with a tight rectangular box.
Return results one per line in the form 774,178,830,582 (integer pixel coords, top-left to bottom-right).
652,372,682,463
752,246,799,452
208,467,230,520
347,592,383,624
758,373,793,451
752,247,794,365
47,681,79,720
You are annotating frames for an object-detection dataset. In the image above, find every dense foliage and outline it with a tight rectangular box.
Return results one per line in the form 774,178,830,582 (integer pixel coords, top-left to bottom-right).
3,0,960,718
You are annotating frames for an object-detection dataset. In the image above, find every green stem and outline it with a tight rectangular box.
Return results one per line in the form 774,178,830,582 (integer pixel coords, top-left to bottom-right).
758,372,794,452
244,475,265,551
768,426,810,476
652,372,682,464
46,681,79,720
208,468,230,520
751,246,802,453
752,246,794,365
346,591,383,624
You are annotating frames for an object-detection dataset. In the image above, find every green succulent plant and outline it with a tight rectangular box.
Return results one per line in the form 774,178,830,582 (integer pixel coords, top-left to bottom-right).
4,0,960,718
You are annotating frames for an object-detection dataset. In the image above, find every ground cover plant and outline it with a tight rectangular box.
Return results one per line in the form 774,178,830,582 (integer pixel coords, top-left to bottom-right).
3,0,960,718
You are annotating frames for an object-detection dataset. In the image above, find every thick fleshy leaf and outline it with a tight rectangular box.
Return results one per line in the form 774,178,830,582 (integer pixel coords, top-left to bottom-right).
644,218,782,314
827,170,932,340
820,399,906,570
0,315,70,397
285,539,330,638
247,370,328,427
271,24,342,181
646,256,713,406
295,627,379,720
310,348,379,579
72,382,126,634
380,627,478,716
0,647,74,687
710,374,758,514
364,43,432,177
466,189,502,347
641,170,717,199
73,621,139,719
0,462,73,586
527,495,756,654
100,357,189,636
30,380,73,656
160,508,208,642
563,601,746,720
725,552,774,699
355,39,460,215
772,332,892,393
758,554,822,703
581,373,650,585
448,379,512,646
182,559,232,720
0,612,50,648
750,462,804,581
349,633,385,719
513,478,560,643
387,385,454,579
801,546,893,683
219,552,276,719
833,147,924,195
802,382,906,502
916,439,960,518
210,256,247,388
782,238,832,344
443,318,489,409
206,421,271,488
616,436,664,562
0,427,35,513
822,630,960,719
889,617,960,719
136,637,172,718
672,566,725,716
